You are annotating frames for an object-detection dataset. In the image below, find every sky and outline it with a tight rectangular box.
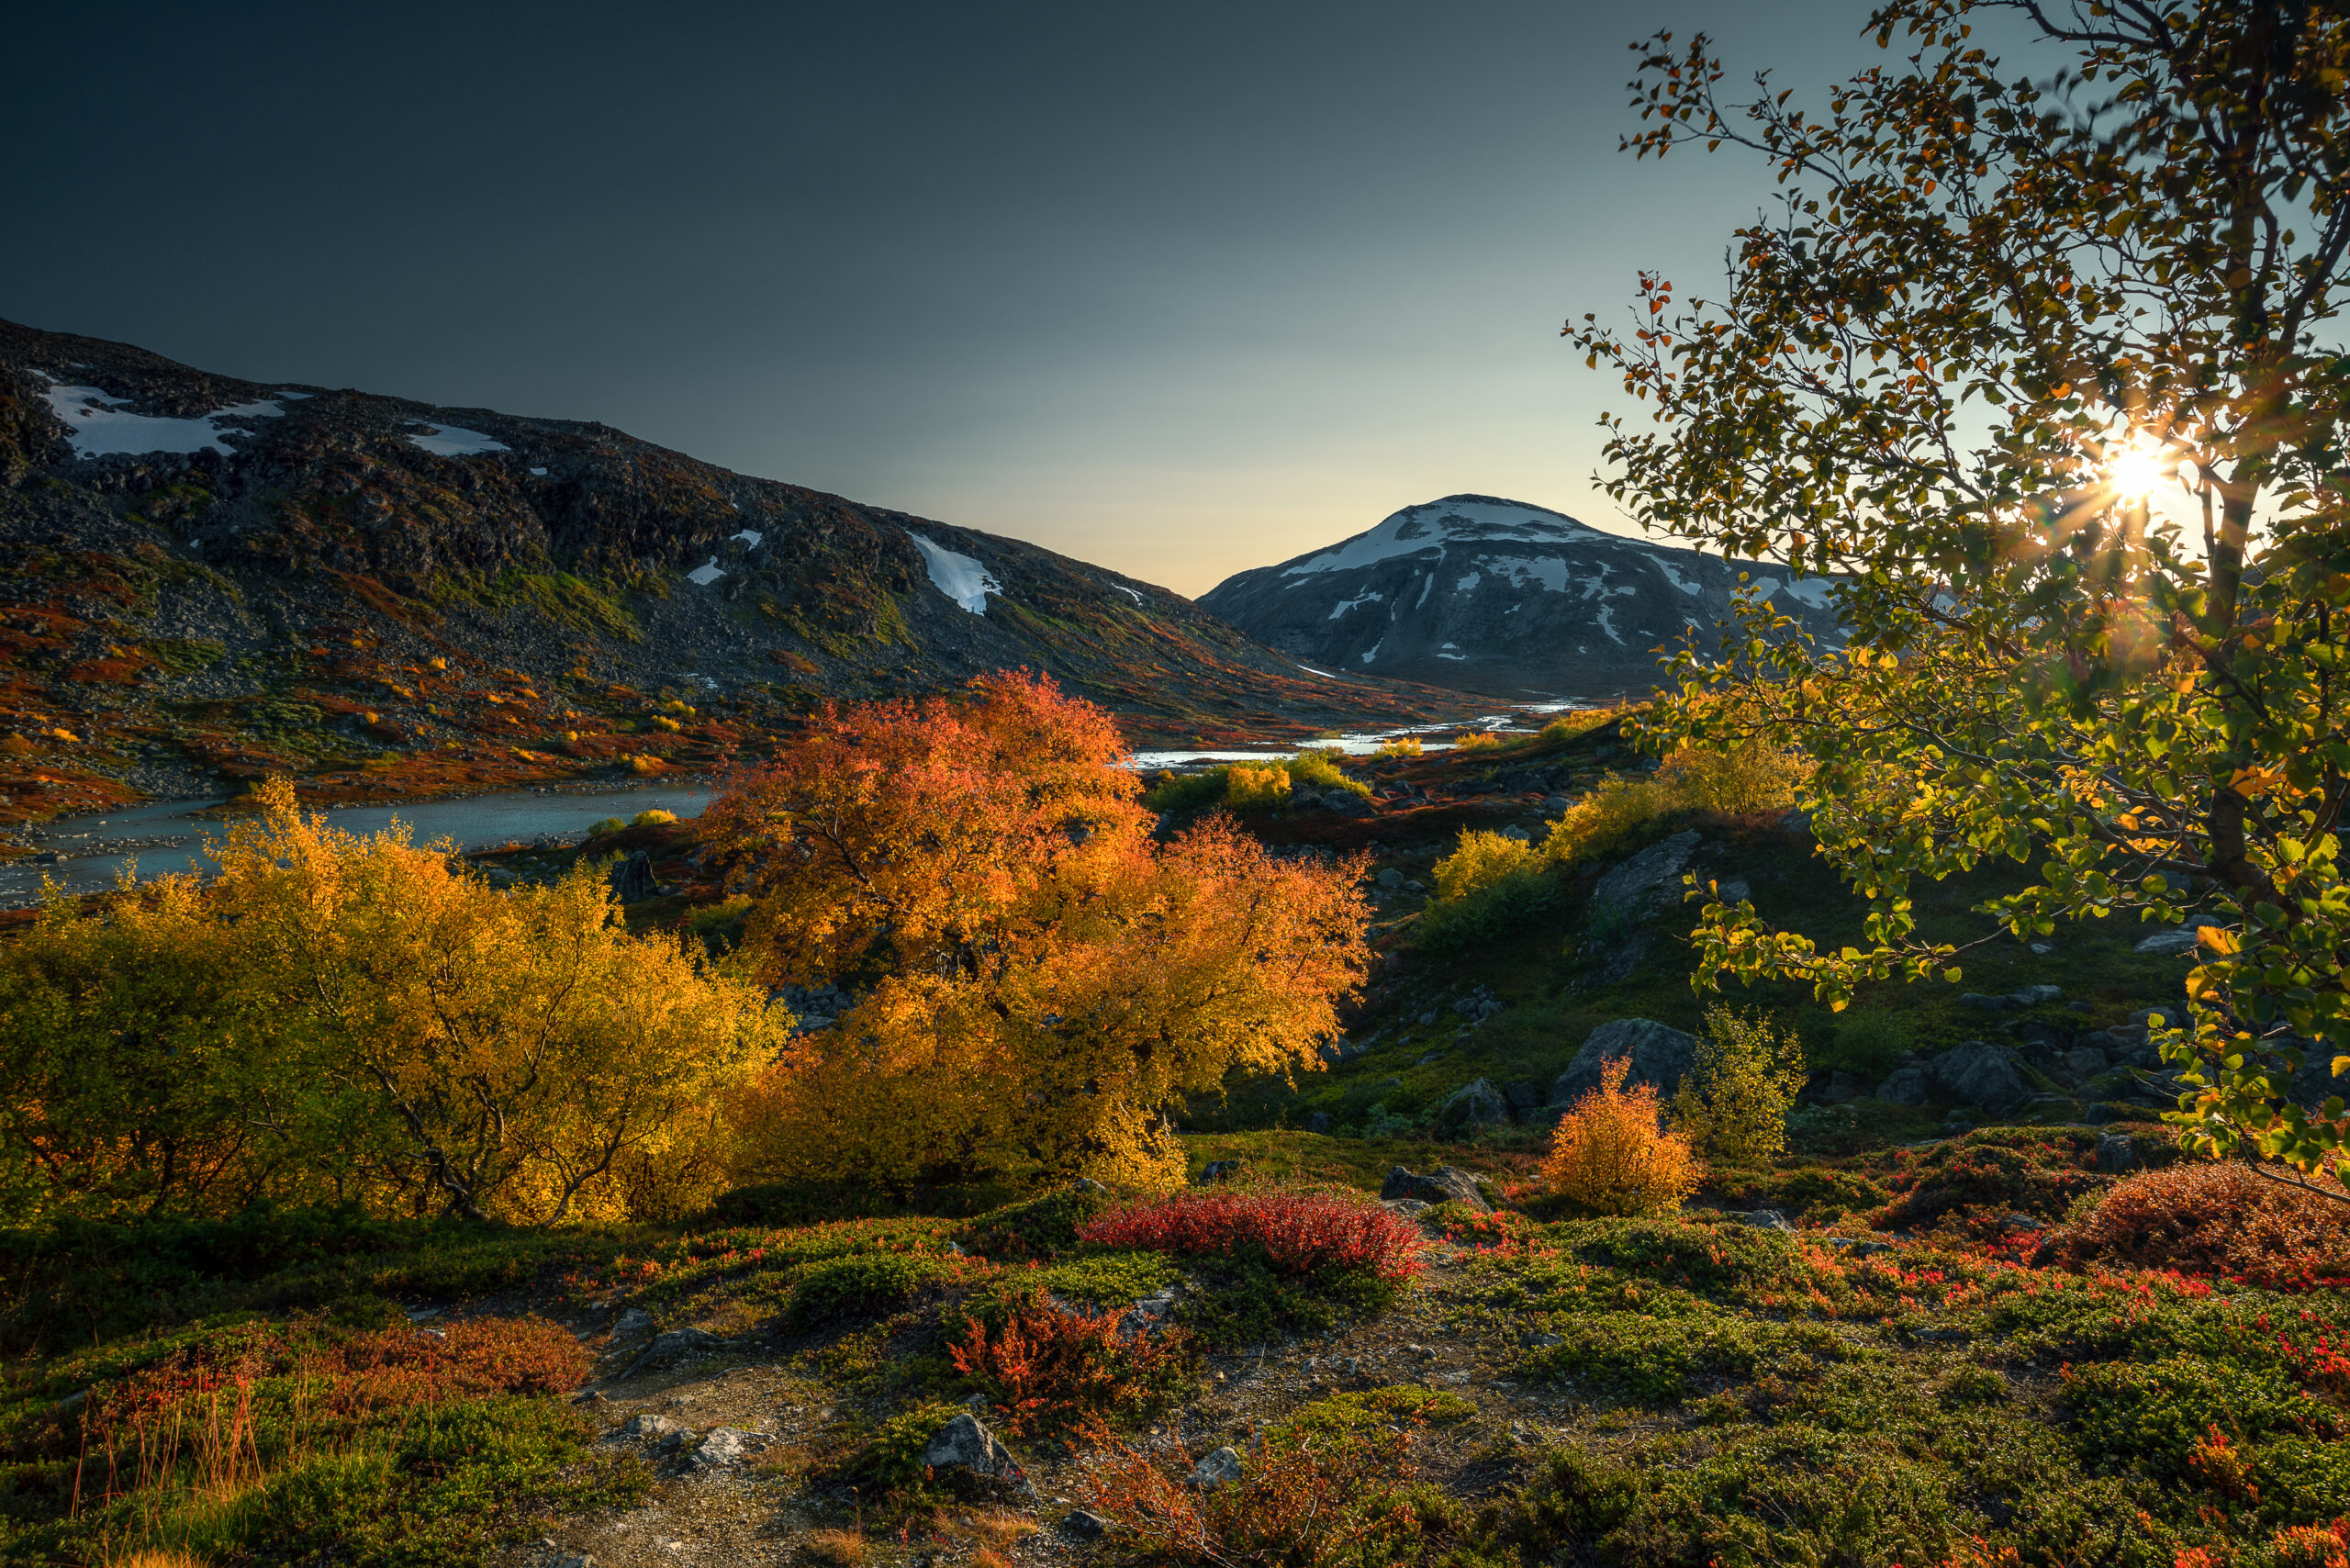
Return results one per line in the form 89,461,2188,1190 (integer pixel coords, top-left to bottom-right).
11,2,1926,598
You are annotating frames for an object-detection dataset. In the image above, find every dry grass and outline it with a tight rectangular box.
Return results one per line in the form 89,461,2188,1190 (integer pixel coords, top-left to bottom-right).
802,1527,867,1566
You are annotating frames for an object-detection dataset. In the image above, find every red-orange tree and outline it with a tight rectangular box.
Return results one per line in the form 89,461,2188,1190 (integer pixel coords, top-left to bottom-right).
705,671,1371,1191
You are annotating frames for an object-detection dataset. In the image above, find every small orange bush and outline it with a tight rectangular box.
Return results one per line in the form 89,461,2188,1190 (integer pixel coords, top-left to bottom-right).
2274,1520,2350,1568
2050,1160,2350,1290
1539,1057,1703,1216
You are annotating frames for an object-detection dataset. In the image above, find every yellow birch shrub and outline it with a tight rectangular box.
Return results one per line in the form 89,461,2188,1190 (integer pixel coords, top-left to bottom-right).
1539,1057,1703,1215
1670,1006,1809,1163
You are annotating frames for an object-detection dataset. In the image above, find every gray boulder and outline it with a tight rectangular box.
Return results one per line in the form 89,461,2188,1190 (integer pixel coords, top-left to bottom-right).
687,1427,762,1471
1550,1018,1699,1104
924,1412,1018,1479
1930,1041,2031,1117
1322,790,1371,817
609,850,656,903
1434,1078,1512,1130
1190,1446,1246,1489
1734,1209,1793,1231
2094,1132,2140,1174
1874,1065,1934,1107
1307,1111,1333,1134
624,1327,733,1376
1376,868,1404,890
1590,830,1703,920
610,1307,655,1340
2135,928,2202,957
616,1413,679,1443
1379,1165,1489,1211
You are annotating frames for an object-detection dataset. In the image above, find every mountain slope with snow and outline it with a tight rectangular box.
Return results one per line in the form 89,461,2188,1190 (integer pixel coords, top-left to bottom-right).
1198,495,1843,700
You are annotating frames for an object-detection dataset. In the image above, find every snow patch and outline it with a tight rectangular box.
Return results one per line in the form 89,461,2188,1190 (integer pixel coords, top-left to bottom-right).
1326,588,1385,621
1436,652,1467,661
41,378,288,458
1360,638,1382,666
529,466,548,476
908,532,1001,614
407,424,509,456
1762,576,1838,609
687,559,725,587
1296,664,1336,678
1501,556,1571,594
732,530,764,547
1646,554,1703,595
1454,572,1481,594
1280,496,1604,575
1415,571,1436,608
1113,585,1143,605
1441,642,1458,650
1595,605,1624,644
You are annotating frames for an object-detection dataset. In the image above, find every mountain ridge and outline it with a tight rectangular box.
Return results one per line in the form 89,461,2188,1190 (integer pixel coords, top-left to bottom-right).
1199,493,1844,700
0,319,1477,827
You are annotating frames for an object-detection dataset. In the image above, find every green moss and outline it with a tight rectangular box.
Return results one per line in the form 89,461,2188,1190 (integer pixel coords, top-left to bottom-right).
785,1251,960,1331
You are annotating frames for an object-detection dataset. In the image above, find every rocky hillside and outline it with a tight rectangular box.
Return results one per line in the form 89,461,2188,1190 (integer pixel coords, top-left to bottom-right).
0,319,1476,824
1199,495,1844,700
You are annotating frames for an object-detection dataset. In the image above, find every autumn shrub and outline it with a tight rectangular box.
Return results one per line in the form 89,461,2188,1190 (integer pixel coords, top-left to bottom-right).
1671,1007,1808,1162
1224,764,1293,812
712,673,1371,1192
1374,735,1424,759
1451,731,1502,751
1540,1058,1703,1216
630,808,677,826
588,816,625,837
2048,1160,2350,1290
0,778,778,1226
1871,1131,2109,1239
1541,742,1806,869
1080,1408,1443,1568
948,1289,1192,1437
1419,831,1559,951
1285,747,1368,798
1078,1192,1422,1282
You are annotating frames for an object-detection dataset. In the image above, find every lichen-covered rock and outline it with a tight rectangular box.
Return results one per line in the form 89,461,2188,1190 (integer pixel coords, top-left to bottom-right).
1550,1018,1699,1103
1434,1078,1512,1129
1591,832,1704,921
1930,1041,2031,1117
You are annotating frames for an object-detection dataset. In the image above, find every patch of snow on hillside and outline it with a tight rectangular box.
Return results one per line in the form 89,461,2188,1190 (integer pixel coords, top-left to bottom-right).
42,379,288,457
1360,638,1382,666
408,424,510,456
1327,588,1384,621
1113,585,1143,605
909,532,1001,614
529,466,548,476
688,559,725,586
1502,557,1571,594
1762,576,1838,608
1296,664,1335,678
1455,572,1480,594
733,530,764,547
1595,606,1624,644
1437,652,1467,661
1416,572,1436,607
1280,497,1602,575
1647,554,1702,595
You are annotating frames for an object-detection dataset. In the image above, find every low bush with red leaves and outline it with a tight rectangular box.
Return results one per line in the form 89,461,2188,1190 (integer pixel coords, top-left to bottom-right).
2047,1160,2350,1290
1078,1411,1436,1567
1076,1191,1422,1282
949,1290,1191,1438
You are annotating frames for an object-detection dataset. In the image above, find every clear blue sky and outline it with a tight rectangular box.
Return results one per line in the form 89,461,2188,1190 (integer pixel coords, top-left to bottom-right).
11,2,1923,596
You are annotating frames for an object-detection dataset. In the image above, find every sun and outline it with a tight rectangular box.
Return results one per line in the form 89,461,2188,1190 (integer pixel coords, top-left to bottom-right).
2108,435,2167,502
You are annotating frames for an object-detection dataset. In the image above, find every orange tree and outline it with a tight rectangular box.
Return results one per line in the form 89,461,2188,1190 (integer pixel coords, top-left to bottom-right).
704,670,1371,1192
1570,2,2350,1177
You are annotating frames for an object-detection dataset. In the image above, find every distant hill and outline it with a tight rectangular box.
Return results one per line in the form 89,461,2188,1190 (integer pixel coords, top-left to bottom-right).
1198,495,1844,700
0,319,1476,823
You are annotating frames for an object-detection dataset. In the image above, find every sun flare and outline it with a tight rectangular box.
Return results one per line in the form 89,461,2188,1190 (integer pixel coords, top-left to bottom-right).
2108,435,2167,502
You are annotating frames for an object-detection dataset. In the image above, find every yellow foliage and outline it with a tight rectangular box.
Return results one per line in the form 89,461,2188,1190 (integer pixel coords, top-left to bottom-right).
1451,731,1501,750
0,778,779,1224
1541,742,1807,868
1373,735,1423,759
650,715,683,733
1224,764,1292,812
631,809,677,827
1670,1006,1809,1162
1539,1056,1703,1215
1431,831,1537,903
629,755,665,775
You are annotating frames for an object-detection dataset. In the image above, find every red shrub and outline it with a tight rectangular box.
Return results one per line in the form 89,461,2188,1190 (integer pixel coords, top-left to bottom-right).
949,1294,1190,1438
1076,1192,1422,1282
2274,1520,2350,1568
2048,1161,2350,1290
331,1316,591,1412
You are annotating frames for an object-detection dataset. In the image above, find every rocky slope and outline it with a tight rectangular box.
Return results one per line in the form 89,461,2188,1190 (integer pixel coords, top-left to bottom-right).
0,319,1477,824
1199,495,1844,700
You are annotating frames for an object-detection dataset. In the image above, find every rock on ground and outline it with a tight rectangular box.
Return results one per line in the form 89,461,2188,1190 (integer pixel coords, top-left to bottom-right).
1550,1018,1699,1103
